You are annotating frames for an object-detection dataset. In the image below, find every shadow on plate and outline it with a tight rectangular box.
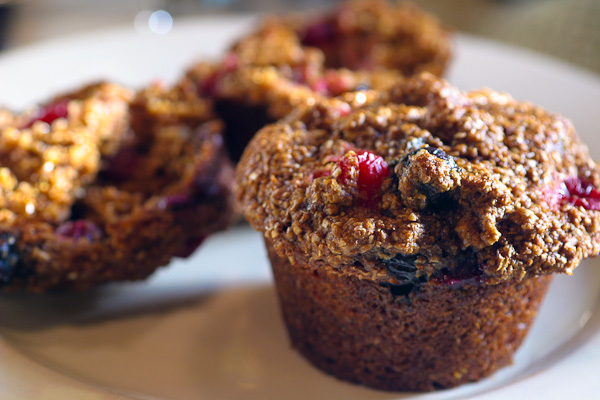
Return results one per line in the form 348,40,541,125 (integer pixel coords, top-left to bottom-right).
1,268,600,400
0,282,219,331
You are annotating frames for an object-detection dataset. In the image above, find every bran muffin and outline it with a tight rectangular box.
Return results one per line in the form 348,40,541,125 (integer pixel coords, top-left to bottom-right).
0,82,236,292
235,73,600,391
181,0,452,161
0,82,131,225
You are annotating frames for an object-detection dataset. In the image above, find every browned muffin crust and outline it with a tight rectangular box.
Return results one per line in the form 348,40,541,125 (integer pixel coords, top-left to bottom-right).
267,239,552,391
181,0,451,161
185,0,451,108
0,83,131,225
296,0,452,75
0,83,236,292
236,73,600,285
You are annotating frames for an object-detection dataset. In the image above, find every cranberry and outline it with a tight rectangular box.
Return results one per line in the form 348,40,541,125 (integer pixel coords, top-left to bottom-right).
56,220,102,241
200,72,219,96
290,67,356,98
301,18,337,48
290,63,326,94
222,52,239,72
559,177,600,211
311,78,329,95
162,193,192,210
23,99,70,128
323,70,355,96
337,103,351,117
199,53,239,96
431,249,484,286
431,274,485,286
301,71,354,96
338,150,389,206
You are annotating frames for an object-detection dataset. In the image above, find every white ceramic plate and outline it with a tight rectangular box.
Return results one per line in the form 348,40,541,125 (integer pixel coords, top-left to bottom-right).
1,15,600,400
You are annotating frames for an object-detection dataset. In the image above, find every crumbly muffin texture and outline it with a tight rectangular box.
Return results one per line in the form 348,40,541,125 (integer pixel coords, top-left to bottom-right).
181,0,451,162
297,0,451,75
237,73,600,284
0,83,131,225
184,0,450,117
183,61,356,125
0,83,236,292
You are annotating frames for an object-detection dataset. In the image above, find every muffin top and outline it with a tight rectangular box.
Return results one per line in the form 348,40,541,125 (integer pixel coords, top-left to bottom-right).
236,73,600,284
296,0,452,75
230,0,451,76
182,0,451,120
0,82,132,226
1,82,235,292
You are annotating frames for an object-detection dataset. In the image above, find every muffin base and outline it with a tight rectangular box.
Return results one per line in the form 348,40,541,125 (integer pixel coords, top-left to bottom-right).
266,240,552,392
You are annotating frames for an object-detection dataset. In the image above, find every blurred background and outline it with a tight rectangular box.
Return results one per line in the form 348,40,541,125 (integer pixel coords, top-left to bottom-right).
0,0,599,74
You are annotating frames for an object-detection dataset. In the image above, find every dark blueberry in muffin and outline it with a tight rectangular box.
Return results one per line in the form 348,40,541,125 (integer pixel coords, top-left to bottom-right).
381,253,426,297
0,233,21,285
382,253,418,281
423,146,456,166
396,145,461,210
